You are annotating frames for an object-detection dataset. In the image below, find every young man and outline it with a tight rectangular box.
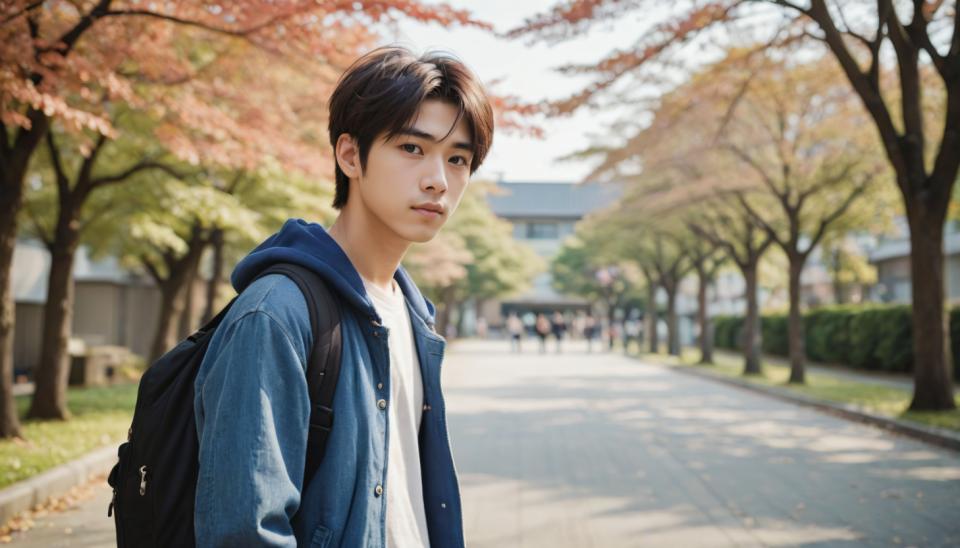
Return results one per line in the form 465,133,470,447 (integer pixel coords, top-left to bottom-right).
193,47,494,547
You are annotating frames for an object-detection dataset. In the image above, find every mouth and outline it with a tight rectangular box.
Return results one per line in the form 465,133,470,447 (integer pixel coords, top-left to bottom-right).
412,204,444,218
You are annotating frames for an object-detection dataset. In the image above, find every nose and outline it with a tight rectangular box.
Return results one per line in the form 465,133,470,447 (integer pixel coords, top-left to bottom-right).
421,157,448,194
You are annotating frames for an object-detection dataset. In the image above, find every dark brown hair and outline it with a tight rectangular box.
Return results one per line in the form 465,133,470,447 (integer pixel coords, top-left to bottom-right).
327,46,494,209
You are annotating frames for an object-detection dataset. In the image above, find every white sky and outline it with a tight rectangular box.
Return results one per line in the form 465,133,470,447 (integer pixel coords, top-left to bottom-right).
385,0,655,183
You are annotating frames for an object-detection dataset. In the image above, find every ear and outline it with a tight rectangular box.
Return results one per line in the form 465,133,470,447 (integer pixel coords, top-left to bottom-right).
335,134,362,180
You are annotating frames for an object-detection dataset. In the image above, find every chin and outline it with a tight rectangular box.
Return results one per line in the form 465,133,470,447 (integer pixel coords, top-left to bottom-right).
396,224,441,244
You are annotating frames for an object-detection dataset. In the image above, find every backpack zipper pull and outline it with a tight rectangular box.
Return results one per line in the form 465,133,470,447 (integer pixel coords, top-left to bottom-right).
139,465,148,496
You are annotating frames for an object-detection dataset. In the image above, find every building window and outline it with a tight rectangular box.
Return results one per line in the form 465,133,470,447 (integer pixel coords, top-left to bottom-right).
527,222,559,239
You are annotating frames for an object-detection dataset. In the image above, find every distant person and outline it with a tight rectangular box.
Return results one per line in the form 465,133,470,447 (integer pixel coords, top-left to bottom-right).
522,311,536,337
608,320,620,351
624,318,640,354
572,312,586,340
551,311,567,353
535,313,551,354
476,316,488,339
507,312,524,353
584,313,598,353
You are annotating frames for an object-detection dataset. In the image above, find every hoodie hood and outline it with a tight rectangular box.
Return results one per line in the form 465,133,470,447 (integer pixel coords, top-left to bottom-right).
231,218,436,327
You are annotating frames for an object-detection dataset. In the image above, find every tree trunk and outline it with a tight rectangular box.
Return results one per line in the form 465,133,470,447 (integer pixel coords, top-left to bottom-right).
0,167,27,437
148,231,207,363
0,115,48,438
202,228,225,324
697,266,713,364
27,228,80,420
665,284,680,356
455,300,467,336
787,254,806,384
0,204,21,436
435,285,457,338
906,200,955,410
646,282,658,353
177,260,199,340
150,281,186,364
741,261,762,376
607,302,617,351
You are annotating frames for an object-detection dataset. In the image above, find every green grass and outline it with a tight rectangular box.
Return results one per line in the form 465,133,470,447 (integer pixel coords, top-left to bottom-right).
639,347,960,432
0,384,138,490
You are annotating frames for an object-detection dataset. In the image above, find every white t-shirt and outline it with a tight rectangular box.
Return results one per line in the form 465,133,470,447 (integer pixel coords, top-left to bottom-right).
362,276,430,548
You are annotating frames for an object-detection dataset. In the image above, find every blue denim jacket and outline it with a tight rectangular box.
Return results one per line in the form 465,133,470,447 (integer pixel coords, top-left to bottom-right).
193,219,464,547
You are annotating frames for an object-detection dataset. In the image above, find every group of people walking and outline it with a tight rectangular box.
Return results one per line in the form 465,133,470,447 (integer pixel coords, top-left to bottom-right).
505,310,601,354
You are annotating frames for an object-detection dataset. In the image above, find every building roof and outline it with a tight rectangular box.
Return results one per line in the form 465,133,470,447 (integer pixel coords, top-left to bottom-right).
14,238,139,304
869,219,960,263
486,181,623,219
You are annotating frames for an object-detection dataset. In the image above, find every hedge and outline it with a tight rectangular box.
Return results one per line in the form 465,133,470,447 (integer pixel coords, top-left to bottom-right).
712,304,952,376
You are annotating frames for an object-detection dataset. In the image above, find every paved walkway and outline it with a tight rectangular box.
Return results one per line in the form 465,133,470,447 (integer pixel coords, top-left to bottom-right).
7,339,960,546
448,340,959,547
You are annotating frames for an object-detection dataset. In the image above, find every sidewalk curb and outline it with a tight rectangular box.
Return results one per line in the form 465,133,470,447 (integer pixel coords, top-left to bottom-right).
0,445,116,526
646,358,960,453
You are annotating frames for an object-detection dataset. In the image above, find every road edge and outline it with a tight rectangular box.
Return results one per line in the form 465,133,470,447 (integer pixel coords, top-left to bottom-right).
644,357,960,453
0,445,116,527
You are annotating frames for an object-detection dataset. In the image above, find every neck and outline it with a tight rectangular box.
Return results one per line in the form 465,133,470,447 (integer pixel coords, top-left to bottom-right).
328,205,410,292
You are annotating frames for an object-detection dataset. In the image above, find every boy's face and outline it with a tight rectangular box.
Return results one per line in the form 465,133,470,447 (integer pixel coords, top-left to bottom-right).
340,98,474,244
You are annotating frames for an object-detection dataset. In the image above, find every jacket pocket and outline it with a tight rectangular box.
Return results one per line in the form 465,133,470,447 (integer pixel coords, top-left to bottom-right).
311,524,333,548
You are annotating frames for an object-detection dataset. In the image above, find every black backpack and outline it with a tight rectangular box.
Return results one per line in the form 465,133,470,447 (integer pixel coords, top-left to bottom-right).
107,263,342,547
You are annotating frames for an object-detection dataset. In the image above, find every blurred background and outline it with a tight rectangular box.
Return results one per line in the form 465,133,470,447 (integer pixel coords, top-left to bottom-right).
2,1,959,545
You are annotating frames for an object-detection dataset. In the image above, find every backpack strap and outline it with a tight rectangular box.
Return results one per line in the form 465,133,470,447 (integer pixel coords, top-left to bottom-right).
258,263,343,489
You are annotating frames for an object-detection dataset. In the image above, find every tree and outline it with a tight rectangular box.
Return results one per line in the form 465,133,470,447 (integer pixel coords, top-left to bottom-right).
1,0,485,430
511,0,959,409
715,54,881,383
686,233,723,364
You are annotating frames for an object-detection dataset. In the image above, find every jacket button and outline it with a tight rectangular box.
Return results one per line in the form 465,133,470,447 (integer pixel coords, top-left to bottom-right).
374,484,383,497
422,404,431,412
377,399,387,410
441,502,447,509
377,382,383,390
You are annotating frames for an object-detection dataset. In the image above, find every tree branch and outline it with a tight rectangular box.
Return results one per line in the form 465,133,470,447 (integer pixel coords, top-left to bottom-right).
804,178,869,256
43,0,113,61
75,132,108,195
796,161,858,205
804,0,908,187
884,0,927,179
140,255,163,285
1,0,44,26
735,191,786,249
101,9,286,38
724,143,785,202
907,0,947,75
45,131,70,198
89,160,187,189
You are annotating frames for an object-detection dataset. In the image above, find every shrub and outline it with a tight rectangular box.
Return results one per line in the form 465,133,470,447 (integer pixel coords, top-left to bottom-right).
805,306,856,364
761,314,789,357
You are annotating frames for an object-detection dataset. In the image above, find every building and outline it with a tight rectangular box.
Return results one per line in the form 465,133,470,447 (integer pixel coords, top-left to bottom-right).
870,218,960,304
11,238,210,376
477,181,623,328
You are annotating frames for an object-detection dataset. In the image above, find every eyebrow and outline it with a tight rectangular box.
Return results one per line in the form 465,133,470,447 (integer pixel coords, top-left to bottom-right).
395,127,474,153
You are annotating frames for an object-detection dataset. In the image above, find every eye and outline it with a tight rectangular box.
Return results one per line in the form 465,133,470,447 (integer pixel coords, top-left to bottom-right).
400,143,422,154
449,155,469,167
